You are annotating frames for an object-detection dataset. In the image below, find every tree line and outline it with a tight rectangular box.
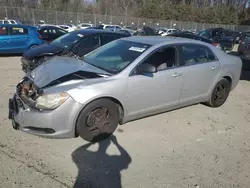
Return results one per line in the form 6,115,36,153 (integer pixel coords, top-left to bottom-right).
2,0,250,25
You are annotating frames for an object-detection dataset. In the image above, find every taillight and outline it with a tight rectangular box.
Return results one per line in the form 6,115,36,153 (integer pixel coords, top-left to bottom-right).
38,35,42,39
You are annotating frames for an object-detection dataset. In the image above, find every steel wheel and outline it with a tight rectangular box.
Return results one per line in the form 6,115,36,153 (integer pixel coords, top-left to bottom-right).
76,99,120,142
206,78,230,108
86,107,113,135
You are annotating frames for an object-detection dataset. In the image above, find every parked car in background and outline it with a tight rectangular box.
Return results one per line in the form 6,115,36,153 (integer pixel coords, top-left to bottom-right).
37,25,68,42
168,31,221,48
77,23,93,29
98,24,123,31
9,36,242,142
197,28,224,40
118,29,135,36
58,25,75,32
217,29,236,51
197,28,236,51
67,24,77,30
21,29,130,72
0,24,44,54
159,28,179,36
238,33,250,59
0,19,21,24
134,26,158,36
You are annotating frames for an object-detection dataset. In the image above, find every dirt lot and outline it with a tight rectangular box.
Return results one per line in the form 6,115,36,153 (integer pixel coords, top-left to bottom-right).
0,55,250,188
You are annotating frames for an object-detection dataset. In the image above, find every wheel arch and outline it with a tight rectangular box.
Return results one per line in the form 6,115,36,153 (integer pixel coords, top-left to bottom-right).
74,96,125,137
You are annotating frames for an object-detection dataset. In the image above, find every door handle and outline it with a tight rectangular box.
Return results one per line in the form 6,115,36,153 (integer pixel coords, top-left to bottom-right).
172,72,179,77
212,66,216,70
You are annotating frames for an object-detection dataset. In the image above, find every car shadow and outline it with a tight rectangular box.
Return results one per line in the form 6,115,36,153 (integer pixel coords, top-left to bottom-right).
71,135,132,188
0,53,22,57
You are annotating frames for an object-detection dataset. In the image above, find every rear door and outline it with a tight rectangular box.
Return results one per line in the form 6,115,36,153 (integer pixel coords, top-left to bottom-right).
9,26,30,51
176,44,222,104
37,28,50,41
0,26,11,52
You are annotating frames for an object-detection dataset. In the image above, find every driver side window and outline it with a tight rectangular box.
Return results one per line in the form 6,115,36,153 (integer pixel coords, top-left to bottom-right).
134,47,176,75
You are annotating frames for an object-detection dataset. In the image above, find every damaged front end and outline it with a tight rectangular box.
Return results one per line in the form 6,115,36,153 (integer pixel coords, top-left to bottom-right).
16,77,43,109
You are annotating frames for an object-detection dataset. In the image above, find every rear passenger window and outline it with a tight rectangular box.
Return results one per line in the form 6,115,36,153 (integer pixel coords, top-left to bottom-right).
180,44,217,66
4,20,9,24
10,27,28,35
0,27,7,35
101,34,119,45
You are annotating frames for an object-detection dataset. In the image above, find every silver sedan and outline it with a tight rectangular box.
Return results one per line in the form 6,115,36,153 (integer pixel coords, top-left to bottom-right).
9,36,242,142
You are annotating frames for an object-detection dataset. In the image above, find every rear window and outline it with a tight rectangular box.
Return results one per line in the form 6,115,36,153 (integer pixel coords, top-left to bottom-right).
105,26,115,29
10,27,28,35
51,32,84,48
0,27,7,35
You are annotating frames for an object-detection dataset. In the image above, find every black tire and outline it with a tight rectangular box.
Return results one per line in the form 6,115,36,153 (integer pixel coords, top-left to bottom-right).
206,78,231,108
76,99,119,142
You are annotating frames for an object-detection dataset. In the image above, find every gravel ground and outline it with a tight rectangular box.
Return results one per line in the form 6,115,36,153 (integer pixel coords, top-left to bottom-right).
0,53,250,188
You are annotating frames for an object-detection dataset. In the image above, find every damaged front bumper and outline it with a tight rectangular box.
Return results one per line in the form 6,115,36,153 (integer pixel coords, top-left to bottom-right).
8,78,83,139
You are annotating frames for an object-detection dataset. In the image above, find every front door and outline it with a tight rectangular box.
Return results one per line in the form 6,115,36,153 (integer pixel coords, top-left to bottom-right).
9,26,29,51
127,46,183,117
0,26,11,52
177,44,222,104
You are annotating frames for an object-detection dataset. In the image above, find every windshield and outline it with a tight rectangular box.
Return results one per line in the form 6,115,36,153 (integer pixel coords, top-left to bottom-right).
82,40,151,74
222,30,234,37
198,30,210,38
50,32,84,48
106,26,115,29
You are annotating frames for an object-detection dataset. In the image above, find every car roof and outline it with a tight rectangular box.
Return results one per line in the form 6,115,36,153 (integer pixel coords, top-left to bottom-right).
0,24,35,28
121,36,203,45
72,29,128,36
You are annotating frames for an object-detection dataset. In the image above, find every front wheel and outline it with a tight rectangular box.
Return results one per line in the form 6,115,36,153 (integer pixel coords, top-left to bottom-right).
76,99,120,142
205,78,231,108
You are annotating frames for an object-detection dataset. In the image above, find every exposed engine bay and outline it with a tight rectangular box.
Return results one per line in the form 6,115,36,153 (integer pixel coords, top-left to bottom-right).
16,77,43,108
16,71,105,109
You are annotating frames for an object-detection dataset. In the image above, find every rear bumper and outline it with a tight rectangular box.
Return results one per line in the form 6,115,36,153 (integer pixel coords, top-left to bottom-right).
9,95,83,139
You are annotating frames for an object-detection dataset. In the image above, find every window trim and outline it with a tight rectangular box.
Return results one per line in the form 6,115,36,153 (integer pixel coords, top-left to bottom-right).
177,43,219,68
129,44,179,77
9,27,28,35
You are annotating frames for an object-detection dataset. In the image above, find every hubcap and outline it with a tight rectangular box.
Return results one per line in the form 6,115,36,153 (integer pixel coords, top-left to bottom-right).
86,108,112,133
213,83,227,104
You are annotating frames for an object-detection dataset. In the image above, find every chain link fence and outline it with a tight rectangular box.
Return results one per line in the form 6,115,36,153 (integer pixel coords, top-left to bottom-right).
1,6,250,32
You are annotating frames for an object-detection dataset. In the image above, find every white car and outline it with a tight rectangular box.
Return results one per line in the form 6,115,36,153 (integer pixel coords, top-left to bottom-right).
58,25,75,32
0,19,19,24
78,23,93,29
100,24,123,31
159,29,179,36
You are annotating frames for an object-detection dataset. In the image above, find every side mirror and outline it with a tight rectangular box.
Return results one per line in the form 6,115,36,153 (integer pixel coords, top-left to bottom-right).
137,63,157,74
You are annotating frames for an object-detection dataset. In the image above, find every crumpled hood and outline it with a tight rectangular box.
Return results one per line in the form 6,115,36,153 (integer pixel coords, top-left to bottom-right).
29,56,109,88
23,43,64,60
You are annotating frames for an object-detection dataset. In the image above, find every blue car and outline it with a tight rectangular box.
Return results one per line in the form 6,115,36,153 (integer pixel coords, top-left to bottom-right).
0,24,44,54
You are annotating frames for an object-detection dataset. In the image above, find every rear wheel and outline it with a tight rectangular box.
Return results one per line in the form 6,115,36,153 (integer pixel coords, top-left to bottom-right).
76,99,119,142
206,78,231,108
